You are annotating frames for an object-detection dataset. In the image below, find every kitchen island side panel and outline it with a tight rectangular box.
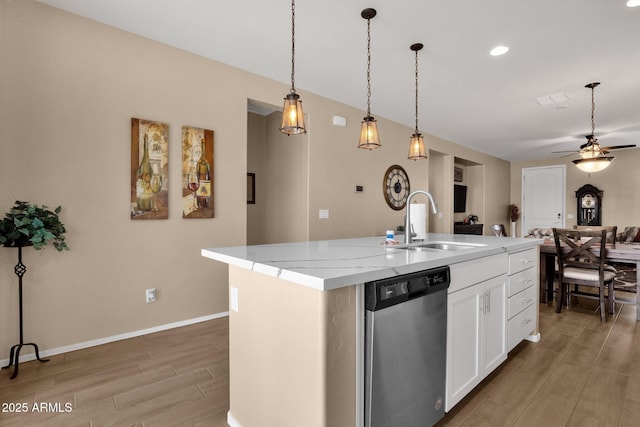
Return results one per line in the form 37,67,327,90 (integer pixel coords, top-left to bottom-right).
228,266,356,427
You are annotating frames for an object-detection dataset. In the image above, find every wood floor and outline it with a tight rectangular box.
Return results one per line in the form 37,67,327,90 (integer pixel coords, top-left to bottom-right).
0,317,230,426
437,298,640,427
1,300,639,426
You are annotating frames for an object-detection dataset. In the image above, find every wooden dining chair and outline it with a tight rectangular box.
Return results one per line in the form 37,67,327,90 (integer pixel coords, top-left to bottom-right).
572,225,617,246
552,228,616,322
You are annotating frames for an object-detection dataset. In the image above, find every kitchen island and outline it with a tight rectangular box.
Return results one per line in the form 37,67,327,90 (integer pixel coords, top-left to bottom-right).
202,233,541,427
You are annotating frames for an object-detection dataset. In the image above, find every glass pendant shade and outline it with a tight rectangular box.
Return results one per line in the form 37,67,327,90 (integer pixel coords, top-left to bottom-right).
407,43,427,160
280,92,306,135
573,156,613,173
280,0,305,136
358,116,381,150
408,133,427,160
358,8,380,150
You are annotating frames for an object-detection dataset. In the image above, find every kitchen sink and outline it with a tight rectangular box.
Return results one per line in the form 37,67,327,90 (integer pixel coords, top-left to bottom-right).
398,242,487,252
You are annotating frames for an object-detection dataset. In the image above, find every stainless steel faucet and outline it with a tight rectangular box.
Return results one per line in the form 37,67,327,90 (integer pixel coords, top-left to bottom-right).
404,190,439,244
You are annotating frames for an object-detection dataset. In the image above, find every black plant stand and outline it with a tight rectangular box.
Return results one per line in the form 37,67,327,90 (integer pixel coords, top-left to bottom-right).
2,246,49,379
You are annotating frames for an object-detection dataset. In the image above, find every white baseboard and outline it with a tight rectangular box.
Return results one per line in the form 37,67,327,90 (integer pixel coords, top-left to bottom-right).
1,311,229,367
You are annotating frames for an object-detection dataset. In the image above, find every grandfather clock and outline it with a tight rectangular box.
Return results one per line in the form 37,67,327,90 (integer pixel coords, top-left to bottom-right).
576,184,602,226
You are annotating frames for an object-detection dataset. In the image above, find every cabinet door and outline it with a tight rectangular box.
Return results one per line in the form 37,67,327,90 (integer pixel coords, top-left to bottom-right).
480,275,507,375
446,284,481,411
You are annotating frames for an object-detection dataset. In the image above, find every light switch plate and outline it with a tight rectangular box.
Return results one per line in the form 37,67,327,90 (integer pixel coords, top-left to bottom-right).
319,209,329,219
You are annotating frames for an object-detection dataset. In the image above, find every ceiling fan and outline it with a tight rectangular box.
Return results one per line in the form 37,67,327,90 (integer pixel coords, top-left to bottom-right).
553,82,636,172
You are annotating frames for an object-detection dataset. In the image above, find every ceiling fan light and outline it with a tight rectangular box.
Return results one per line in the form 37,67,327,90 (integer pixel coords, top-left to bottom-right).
580,142,603,159
580,150,598,159
627,0,640,7
573,156,613,173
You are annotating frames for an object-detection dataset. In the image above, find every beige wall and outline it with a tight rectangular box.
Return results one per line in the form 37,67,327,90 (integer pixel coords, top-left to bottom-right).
0,0,513,359
511,150,640,236
247,110,309,245
263,112,309,243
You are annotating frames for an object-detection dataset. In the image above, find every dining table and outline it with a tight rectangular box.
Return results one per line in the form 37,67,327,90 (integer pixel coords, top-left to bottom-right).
539,239,640,320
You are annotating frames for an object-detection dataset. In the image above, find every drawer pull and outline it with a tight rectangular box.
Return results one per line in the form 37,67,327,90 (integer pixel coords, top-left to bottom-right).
522,318,532,325
521,259,533,264
520,298,533,305
522,279,533,285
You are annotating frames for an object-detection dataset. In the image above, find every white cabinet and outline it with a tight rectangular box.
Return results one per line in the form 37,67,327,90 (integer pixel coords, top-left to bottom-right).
506,248,538,352
446,254,507,411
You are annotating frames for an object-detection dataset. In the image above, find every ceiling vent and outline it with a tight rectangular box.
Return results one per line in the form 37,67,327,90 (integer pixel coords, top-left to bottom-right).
536,92,570,107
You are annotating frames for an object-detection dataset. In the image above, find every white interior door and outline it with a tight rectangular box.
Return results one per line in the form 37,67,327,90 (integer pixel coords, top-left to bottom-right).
522,166,565,234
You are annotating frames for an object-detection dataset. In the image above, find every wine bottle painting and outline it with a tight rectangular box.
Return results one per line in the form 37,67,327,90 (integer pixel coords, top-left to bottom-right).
182,126,214,218
131,118,169,220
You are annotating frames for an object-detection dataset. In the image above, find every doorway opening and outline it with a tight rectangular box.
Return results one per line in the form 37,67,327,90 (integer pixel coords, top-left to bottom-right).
246,99,309,245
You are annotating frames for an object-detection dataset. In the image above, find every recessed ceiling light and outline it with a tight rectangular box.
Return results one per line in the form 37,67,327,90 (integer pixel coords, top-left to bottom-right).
627,0,640,6
490,45,509,56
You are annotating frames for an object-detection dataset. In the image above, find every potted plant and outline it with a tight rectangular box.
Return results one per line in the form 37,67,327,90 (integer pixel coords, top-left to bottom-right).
0,200,69,251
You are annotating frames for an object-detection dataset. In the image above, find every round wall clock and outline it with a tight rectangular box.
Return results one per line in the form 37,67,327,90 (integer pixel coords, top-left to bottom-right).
383,165,410,210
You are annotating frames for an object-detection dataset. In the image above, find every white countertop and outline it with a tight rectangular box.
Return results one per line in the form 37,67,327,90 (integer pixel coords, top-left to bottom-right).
201,233,541,291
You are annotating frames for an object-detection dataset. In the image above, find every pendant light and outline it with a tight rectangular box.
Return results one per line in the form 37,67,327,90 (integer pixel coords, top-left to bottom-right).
279,0,306,135
408,43,427,160
573,82,613,172
358,8,381,150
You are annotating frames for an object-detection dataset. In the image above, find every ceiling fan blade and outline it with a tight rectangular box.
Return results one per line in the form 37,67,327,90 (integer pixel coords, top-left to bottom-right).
551,150,579,154
598,144,637,151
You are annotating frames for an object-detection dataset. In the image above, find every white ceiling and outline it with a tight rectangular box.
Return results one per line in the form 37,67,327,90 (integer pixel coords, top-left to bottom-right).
37,0,640,162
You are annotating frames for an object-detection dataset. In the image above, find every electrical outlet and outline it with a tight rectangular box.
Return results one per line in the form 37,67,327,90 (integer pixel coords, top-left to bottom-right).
146,288,156,303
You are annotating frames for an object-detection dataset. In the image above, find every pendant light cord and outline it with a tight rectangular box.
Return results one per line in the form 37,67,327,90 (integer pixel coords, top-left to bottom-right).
290,0,296,93
591,85,596,137
414,48,419,133
366,17,372,116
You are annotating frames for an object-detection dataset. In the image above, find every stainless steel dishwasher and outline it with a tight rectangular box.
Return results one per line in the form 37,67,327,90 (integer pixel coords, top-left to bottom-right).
364,265,450,427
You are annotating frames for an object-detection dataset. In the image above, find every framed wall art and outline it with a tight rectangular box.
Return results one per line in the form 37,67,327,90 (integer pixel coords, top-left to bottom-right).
182,126,214,218
454,166,464,182
131,118,169,219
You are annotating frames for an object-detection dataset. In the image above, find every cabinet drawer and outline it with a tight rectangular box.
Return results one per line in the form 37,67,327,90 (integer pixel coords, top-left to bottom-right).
509,248,537,275
508,285,536,319
508,267,536,297
449,253,508,294
507,304,536,352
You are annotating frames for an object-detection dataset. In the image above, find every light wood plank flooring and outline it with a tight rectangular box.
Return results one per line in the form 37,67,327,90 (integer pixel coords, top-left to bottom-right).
0,317,229,426
1,300,639,426
437,299,640,427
